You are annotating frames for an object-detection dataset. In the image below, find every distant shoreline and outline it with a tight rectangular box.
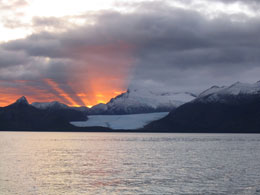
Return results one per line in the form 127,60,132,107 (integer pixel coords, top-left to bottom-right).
1,129,260,134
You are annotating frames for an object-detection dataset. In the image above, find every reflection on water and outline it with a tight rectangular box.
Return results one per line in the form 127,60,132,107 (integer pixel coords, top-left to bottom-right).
0,132,260,194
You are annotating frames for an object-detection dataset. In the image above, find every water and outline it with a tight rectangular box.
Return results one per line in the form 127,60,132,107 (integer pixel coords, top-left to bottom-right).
0,132,260,195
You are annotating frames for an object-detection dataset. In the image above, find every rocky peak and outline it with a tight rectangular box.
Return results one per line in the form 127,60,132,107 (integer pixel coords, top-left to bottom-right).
15,96,29,105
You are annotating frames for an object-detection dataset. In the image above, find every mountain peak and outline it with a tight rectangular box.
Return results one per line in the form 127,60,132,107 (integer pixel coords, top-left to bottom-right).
15,96,29,105
196,81,260,103
31,101,69,110
89,88,196,114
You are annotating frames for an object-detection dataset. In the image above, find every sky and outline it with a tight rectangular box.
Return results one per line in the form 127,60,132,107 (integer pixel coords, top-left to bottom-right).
0,0,260,107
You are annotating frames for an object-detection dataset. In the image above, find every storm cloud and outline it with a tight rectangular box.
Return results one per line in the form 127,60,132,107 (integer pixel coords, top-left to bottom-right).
1,1,260,105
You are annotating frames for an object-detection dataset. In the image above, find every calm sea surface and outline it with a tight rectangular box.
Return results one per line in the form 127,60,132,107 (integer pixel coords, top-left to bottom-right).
0,132,260,195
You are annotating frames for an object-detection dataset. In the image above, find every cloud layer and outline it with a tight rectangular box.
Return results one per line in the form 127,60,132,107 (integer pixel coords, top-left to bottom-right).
0,1,260,106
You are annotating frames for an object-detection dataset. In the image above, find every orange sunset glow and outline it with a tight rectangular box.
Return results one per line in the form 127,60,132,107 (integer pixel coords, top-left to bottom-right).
0,41,134,108
0,79,128,107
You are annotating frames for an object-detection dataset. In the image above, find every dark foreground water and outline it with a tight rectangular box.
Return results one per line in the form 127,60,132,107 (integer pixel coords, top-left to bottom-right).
0,132,260,195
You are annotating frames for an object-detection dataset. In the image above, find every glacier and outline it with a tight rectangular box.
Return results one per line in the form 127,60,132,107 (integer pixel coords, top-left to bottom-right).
70,112,169,130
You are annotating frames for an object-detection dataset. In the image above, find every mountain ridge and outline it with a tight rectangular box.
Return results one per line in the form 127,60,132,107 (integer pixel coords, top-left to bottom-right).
30,88,196,115
0,96,88,131
2,81,260,132
145,81,260,133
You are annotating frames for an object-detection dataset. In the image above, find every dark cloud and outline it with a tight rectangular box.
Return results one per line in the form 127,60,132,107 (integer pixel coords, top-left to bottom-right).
0,49,28,68
1,1,260,105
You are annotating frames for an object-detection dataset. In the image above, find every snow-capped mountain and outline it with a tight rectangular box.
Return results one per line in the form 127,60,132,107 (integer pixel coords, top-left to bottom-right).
13,96,29,106
31,101,69,110
0,96,87,131
146,81,260,133
89,88,196,114
30,88,196,115
31,101,90,113
196,81,260,103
